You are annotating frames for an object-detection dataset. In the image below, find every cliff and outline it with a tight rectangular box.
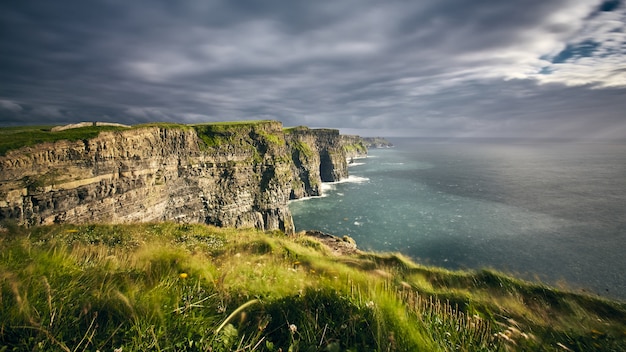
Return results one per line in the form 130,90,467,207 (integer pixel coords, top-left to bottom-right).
284,126,361,198
362,137,393,148
341,134,368,161
0,121,362,233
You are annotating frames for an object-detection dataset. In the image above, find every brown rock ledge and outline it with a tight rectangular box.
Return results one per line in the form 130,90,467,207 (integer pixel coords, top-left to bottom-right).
304,230,360,256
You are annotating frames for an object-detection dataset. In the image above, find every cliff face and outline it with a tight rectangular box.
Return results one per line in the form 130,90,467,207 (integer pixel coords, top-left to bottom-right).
0,121,361,233
341,135,368,161
362,137,393,148
285,127,355,198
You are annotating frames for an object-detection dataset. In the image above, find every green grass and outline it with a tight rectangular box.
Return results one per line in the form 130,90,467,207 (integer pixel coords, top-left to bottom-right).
1,222,625,351
0,125,128,156
283,126,309,134
0,121,276,156
191,120,275,127
191,121,273,148
191,121,285,160
343,143,367,155
290,140,315,158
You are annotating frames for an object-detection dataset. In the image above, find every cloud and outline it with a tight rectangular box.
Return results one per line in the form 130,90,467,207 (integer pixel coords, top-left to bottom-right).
530,2,626,87
0,0,625,138
0,99,23,112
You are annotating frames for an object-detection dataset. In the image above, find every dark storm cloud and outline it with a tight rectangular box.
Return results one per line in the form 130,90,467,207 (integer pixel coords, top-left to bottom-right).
0,0,624,138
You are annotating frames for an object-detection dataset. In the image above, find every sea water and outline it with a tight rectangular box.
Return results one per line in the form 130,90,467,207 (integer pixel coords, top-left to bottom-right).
289,138,626,300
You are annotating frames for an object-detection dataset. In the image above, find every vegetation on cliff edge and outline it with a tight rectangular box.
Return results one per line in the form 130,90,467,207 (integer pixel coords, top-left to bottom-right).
0,125,127,156
1,222,624,351
192,120,283,149
0,121,280,156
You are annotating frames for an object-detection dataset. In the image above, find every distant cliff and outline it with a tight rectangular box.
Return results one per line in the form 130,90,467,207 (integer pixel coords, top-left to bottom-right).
0,121,365,233
341,135,368,160
285,127,367,199
362,137,393,148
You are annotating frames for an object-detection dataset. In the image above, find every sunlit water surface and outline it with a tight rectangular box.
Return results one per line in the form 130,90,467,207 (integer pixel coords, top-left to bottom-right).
289,139,626,300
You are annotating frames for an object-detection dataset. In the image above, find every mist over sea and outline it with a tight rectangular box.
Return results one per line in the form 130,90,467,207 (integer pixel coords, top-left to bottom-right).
289,138,626,301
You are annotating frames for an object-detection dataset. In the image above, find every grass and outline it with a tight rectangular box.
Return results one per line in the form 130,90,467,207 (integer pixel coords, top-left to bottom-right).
0,123,199,156
191,120,275,127
343,143,367,155
283,126,309,134
0,120,282,161
191,121,280,149
0,125,128,156
1,222,625,351
290,140,315,159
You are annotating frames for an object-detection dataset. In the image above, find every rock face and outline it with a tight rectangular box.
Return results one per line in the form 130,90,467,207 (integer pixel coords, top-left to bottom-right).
362,137,393,148
341,135,368,161
285,127,364,199
0,121,364,234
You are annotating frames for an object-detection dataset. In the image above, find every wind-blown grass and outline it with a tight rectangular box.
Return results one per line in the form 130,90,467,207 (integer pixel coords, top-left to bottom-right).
1,222,624,351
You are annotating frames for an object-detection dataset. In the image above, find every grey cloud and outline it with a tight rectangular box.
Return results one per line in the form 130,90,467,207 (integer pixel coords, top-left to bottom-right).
0,0,624,139
0,100,23,112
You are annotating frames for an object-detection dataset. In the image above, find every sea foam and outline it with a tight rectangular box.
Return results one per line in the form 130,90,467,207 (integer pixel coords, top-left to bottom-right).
290,176,369,203
321,175,370,190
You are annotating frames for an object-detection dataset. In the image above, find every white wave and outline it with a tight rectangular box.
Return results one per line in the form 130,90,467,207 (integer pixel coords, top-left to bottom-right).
326,175,370,185
348,155,368,160
288,193,327,203
321,183,336,192
348,162,365,167
319,175,369,194
292,175,369,202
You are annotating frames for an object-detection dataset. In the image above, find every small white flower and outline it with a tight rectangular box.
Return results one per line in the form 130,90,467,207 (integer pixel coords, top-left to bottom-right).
365,301,375,309
289,324,298,333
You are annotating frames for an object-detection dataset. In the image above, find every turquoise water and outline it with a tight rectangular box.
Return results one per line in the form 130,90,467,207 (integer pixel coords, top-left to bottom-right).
289,139,626,300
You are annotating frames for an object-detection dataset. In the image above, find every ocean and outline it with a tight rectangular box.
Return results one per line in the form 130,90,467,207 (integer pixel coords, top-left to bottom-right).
289,138,626,301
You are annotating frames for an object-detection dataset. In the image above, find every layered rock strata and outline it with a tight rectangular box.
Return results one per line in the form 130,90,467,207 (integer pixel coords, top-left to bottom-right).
0,121,366,234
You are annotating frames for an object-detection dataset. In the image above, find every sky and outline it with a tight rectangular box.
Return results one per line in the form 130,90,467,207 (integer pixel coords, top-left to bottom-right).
0,0,625,138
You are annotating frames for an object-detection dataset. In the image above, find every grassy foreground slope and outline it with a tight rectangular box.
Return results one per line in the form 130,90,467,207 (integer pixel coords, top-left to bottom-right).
1,223,624,351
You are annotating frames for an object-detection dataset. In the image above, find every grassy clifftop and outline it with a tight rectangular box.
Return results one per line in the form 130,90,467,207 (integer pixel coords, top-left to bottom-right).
1,223,624,351
0,121,278,156
0,125,127,156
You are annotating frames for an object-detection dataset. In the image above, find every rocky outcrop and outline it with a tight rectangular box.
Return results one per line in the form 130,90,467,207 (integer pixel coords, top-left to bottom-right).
304,230,360,256
0,121,363,233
